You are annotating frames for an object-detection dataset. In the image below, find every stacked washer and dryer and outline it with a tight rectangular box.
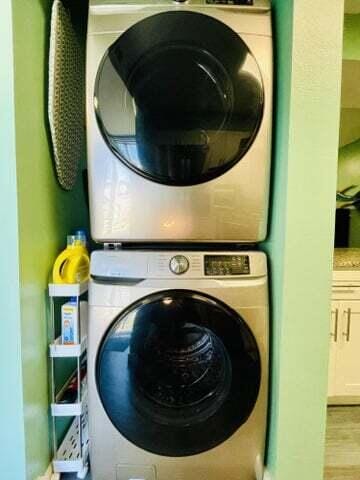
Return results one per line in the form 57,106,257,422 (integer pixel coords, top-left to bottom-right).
86,1,273,479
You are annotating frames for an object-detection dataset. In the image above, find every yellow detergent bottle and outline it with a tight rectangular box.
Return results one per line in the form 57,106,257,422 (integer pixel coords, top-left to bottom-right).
53,231,90,284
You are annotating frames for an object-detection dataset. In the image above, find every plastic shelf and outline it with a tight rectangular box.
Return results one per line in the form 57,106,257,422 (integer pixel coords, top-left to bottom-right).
48,282,88,298
51,400,84,417
49,336,87,358
51,379,87,417
53,407,89,478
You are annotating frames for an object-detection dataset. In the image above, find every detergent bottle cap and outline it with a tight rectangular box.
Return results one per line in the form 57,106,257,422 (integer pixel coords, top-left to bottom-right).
67,235,77,247
74,230,87,247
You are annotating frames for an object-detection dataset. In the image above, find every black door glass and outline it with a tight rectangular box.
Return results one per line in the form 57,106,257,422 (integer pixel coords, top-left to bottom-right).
94,11,264,186
96,290,261,456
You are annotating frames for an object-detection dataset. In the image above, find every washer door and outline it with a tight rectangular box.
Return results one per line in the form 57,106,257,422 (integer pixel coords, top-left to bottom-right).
94,11,264,186
96,290,261,456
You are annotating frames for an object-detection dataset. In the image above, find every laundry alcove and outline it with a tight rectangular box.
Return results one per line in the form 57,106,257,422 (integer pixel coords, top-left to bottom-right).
0,1,343,480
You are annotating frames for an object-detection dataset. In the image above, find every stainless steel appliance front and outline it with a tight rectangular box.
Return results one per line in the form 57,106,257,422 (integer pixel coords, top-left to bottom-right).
88,250,269,480
86,1,273,242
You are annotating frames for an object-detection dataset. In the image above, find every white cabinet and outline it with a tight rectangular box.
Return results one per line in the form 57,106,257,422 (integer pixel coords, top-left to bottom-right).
328,298,360,401
334,300,360,396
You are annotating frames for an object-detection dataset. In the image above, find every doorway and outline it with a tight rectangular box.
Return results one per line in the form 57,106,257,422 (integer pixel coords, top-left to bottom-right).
325,1,360,478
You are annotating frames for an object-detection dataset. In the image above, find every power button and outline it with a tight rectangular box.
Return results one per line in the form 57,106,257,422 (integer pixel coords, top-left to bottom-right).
169,255,189,275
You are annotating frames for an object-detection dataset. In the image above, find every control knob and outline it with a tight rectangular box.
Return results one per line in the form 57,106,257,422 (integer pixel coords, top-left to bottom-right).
169,255,189,275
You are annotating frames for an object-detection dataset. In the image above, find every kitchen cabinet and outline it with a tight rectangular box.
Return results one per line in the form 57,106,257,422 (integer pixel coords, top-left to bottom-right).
328,296,360,401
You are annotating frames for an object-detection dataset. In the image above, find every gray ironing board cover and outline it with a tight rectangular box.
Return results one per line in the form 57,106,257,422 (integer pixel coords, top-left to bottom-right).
48,0,85,190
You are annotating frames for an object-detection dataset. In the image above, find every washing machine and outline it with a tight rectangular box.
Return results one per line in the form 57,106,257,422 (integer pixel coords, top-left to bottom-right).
88,249,269,480
86,0,273,243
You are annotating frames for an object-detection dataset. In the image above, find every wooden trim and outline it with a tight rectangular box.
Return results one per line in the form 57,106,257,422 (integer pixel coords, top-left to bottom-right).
328,395,360,405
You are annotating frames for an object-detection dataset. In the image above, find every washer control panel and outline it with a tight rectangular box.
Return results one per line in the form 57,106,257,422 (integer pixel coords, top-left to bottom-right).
169,255,190,275
206,0,253,4
204,255,250,276
91,251,265,280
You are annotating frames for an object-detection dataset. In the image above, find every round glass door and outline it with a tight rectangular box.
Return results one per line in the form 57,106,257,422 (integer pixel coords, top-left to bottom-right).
96,290,261,456
94,11,264,186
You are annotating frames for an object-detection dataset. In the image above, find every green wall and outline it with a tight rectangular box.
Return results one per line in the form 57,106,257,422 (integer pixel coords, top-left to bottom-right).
263,0,293,473
11,0,89,478
264,1,344,479
339,108,360,147
337,12,360,248
343,14,360,60
0,1,26,479
337,139,360,247
338,138,360,191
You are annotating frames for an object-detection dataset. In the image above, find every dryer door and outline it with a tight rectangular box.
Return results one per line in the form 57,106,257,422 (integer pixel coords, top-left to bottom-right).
96,289,261,456
94,11,264,186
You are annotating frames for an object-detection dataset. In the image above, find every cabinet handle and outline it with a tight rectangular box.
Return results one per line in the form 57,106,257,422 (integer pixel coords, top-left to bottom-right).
343,308,351,342
330,309,339,342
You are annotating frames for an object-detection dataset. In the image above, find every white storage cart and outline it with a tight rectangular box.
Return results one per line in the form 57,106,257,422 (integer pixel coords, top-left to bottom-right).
48,282,89,479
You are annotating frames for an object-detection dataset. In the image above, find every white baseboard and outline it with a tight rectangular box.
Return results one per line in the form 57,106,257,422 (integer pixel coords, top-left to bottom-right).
36,465,51,480
36,464,60,480
263,467,272,480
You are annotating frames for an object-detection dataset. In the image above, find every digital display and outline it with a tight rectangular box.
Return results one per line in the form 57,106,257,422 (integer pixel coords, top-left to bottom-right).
204,255,250,276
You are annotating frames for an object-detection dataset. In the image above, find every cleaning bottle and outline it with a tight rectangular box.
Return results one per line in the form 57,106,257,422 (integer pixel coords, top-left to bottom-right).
52,231,90,284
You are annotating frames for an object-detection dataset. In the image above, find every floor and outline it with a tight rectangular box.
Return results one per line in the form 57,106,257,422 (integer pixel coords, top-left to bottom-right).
61,406,360,480
324,406,360,479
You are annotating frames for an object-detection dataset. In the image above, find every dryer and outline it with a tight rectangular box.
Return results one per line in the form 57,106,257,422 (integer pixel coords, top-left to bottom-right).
88,250,269,480
86,0,273,243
